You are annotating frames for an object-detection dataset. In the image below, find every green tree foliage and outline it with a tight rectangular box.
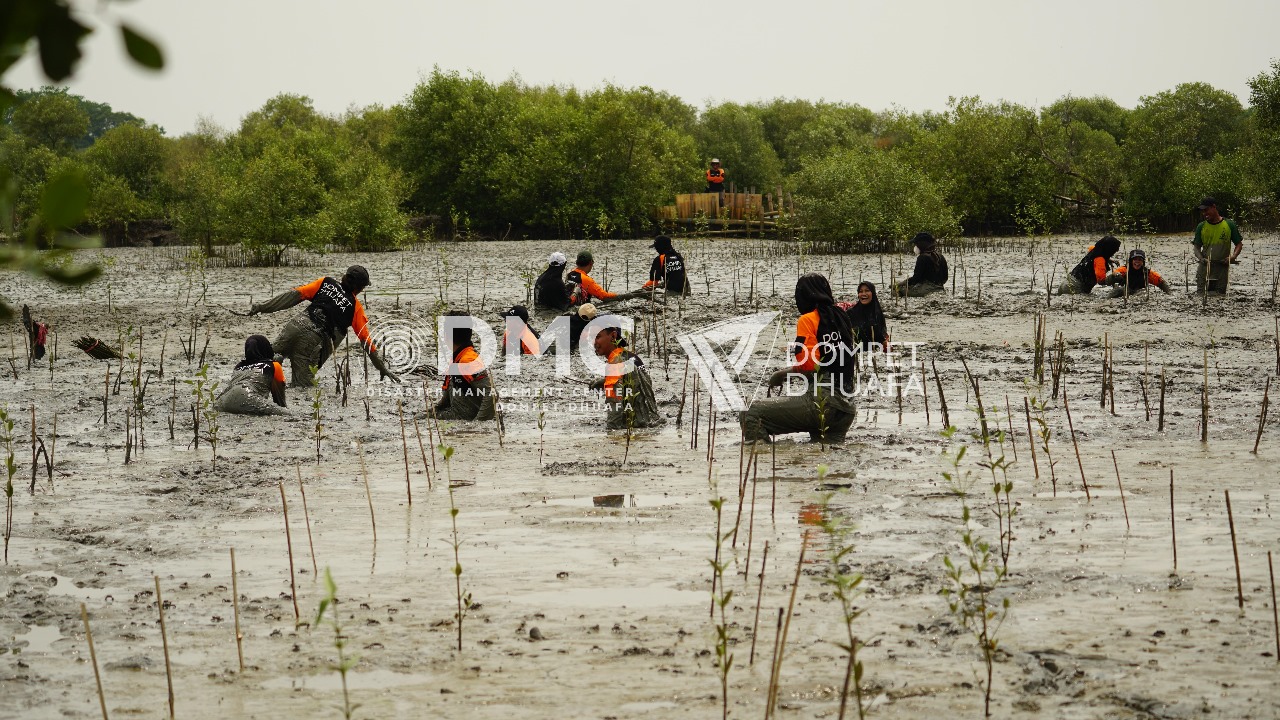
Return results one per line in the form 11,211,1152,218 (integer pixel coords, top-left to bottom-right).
754,99,877,175
6,87,150,147
1247,59,1280,203
795,148,959,250
1124,82,1246,221
901,97,1061,234
10,89,87,152
83,122,168,197
693,102,782,193
224,137,331,263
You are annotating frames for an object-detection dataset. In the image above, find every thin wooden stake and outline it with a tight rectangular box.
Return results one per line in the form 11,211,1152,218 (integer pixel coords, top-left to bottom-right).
412,415,432,489
295,464,318,575
1225,490,1244,611
397,400,412,504
1253,377,1271,454
1269,551,1279,662
1158,366,1167,432
81,603,109,720
749,541,770,666
766,534,808,719
1062,388,1091,501
1170,469,1178,571
154,576,175,720
1023,397,1040,480
1201,349,1210,443
1111,450,1130,532
230,548,244,672
932,359,949,428
357,439,377,543
278,480,300,624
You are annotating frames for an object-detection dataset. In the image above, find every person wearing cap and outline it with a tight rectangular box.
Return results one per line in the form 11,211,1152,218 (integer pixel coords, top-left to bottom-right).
641,235,689,295
588,324,664,431
248,265,400,387
1192,197,1243,295
534,251,572,311
706,159,726,194
1101,249,1173,298
892,232,949,297
433,311,497,422
740,273,856,444
1058,236,1122,295
567,251,643,305
213,335,289,415
501,305,540,355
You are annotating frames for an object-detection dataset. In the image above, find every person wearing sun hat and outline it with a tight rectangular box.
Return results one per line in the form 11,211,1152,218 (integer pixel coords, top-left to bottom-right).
705,158,726,195
1192,196,1243,295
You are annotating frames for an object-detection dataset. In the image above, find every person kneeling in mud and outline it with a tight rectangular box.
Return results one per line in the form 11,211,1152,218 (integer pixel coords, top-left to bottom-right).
1058,235,1121,295
740,274,856,444
501,305,541,355
248,265,399,387
1101,249,1172,298
892,232,948,297
589,324,664,431
214,335,288,416
434,313,496,422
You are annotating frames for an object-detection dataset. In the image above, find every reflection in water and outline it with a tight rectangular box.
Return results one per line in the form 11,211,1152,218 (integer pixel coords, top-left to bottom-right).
591,494,635,508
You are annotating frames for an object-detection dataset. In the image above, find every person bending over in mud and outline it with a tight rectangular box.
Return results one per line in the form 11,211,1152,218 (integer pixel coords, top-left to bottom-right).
589,324,664,431
845,281,888,350
740,273,856,444
1101,249,1173,298
534,251,572,311
1058,235,1121,295
640,235,689,296
433,312,496,422
892,232,948,297
501,305,540,355
568,251,645,305
249,265,400,387
214,335,288,415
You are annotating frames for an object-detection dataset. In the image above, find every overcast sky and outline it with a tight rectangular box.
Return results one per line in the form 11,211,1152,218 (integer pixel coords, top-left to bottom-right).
9,0,1280,136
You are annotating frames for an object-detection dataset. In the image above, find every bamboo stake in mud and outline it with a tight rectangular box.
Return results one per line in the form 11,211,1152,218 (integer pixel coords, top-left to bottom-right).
1269,551,1279,662
1158,366,1167,432
1253,377,1271,454
1225,490,1244,610
922,365,931,425
1062,388,1091,501
744,447,760,569
230,548,244,672
1170,469,1178,571
766,533,808,719
278,480,301,624
1141,341,1151,421
295,464,318,575
749,540,770,666
1004,394,1018,462
1201,350,1210,443
1111,450,1130,532
357,440,377,543
411,415,432,489
397,400,412,505
80,603,109,720
1023,397,1040,480
932,359,950,428
676,358,690,428
154,576,175,720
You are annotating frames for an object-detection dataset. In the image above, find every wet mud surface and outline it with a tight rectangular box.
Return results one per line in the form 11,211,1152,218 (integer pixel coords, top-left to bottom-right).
2,235,1280,718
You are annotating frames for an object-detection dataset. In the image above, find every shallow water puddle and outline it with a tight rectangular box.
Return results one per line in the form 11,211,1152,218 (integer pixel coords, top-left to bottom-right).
16,624,63,653
515,584,703,609
263,668,433,691
26,574,120,602
540,493,691,508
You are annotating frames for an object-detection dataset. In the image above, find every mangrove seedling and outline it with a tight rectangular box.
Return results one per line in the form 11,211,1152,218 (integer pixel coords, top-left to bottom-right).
440,443,471,652
2,407,15,563
314,568,360,719
311,365,324,463
815,478,868,720
708,494,735,720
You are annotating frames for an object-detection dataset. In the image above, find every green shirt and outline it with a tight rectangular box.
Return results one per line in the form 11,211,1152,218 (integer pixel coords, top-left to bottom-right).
1193,218,1242,262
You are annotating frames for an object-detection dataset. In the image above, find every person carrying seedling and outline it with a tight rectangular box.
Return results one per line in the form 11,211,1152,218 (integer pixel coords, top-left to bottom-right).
1058,235,1122,295
433,312,496,422
640,235,689,296
891,232,948,297
534,251,572,311
1101,249,1173,298
501,305,540,355
214,335,288,415
588,323,663,431
740,273,856,444
1192,196,1243,295
705,158,726,195
248,265,400,387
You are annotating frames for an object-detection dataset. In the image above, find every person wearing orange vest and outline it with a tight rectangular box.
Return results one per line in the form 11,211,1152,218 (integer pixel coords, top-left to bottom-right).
568,251,645,306
214,335,288,415
249,265,399,387
740,274,856,444
1102,249,1173,298
640,235,689,295
706,158,726,194
501,305,540,355
434,312,496,421
1058,236,1121,294
589,324,663,430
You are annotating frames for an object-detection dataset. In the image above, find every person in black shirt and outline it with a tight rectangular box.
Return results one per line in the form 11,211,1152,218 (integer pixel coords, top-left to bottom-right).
534,252,572,311
845,281,888,350
892,232,948,297
641,235,689,296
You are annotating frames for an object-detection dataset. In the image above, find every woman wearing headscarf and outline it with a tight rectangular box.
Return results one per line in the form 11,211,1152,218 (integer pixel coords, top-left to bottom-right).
1058,235,1122,295
740,274,856,444
534,252,572,311
501,305,540,355
892,232,948,297
214,335,288,415
589,323,664,430
845,281,889,350
434,312,497,421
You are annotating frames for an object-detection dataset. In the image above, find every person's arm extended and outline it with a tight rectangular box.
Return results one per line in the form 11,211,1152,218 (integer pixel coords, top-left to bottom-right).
270,362,288,407
1102,270,1124,286
1150,270,1172,292
354,302,401,382
581,273,616,301
1230,220,1243,260
250,278,322,314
